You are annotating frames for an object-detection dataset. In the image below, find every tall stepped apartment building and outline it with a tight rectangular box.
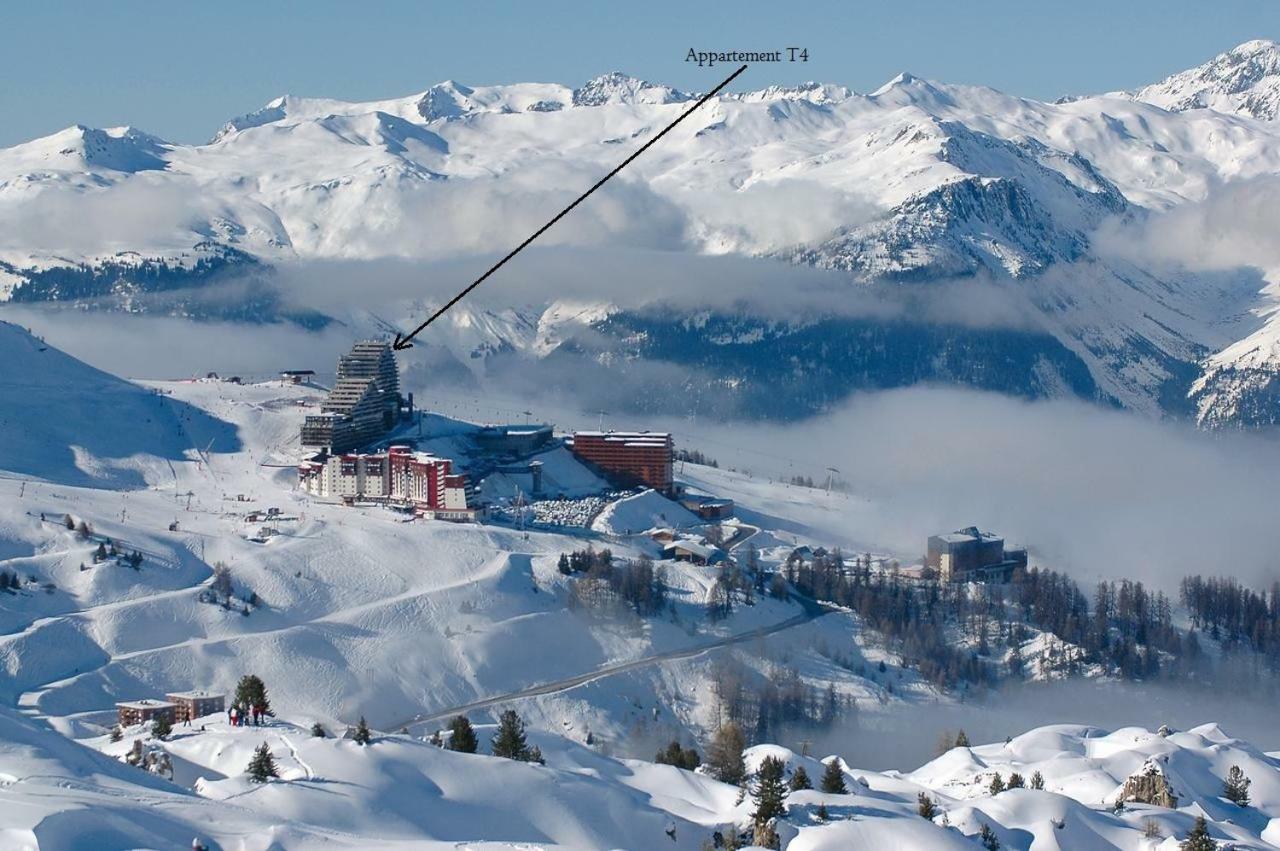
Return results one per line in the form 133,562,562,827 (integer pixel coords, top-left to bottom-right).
301,340,402,453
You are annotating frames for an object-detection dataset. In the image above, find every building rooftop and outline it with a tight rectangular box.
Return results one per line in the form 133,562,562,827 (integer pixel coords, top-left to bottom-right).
116,699,176,710
663,540,723,561
165,690,222,700
936,527,1003,544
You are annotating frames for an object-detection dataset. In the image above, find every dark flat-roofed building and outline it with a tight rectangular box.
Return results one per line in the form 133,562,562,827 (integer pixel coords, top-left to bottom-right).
476,424,554,456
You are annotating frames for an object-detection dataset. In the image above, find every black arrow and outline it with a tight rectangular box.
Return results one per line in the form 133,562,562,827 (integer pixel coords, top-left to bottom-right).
392,63,749,351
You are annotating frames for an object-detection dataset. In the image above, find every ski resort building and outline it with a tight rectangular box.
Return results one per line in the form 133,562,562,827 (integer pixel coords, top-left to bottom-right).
475,424,554,456
165,691,225,723
569,431,674,494
662,539,727,565
301,341,403,453
679,494,735,520
299,446,477,521
116,699,177,728
926,526,1028,582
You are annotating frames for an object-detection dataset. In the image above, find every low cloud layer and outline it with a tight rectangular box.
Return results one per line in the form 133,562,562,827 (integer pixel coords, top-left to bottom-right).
0,307,356,380
705,388,1280,590
1094,176,1280,280
826,679,1280,771
470,384,1280,593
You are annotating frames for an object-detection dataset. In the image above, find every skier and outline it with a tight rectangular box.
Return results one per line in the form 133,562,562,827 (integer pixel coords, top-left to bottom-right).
229,706,239,728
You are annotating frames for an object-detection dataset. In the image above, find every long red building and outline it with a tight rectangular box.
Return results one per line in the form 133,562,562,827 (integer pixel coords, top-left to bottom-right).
570,431,673,494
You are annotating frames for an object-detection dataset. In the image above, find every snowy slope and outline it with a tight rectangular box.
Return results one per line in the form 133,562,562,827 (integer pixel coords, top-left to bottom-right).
11,701,1280,849
0,321,239,487
0,332,834,753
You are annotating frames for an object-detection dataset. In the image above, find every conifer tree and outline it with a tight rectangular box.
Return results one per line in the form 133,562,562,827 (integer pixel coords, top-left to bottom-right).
980,822,1000,850
1029,770,1045,790
955,729,971,748
989,773,1006,795
917,791,938,819
656,740,699,770
110,724,123,743
820,758,847,794
705,722,747,785
752,756,788,826
447,715,479,753
1007,772,1025,789
310,721,326,738
233,674,271,715
247,742,279,782
151,716,172,740
1180,814,1216,851
1223,764,1251,806
353,716,372,745
491,709,530,760
788,764,812,792
815,803,829,822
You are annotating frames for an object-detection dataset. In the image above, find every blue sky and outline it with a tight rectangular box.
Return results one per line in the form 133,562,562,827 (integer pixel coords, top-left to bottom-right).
2,0,1277,147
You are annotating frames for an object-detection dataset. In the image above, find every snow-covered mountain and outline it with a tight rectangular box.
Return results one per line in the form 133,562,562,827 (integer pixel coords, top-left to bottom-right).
1127,38,1280,120
6,44,1280,424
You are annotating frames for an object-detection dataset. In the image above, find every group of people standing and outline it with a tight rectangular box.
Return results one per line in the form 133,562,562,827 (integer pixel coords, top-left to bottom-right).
228,703,267,727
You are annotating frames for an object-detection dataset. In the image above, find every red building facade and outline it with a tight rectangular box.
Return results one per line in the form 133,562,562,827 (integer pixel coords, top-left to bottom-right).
570,431,674,494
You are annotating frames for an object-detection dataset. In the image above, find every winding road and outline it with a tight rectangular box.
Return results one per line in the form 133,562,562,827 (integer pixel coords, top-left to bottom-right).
393,592,832,733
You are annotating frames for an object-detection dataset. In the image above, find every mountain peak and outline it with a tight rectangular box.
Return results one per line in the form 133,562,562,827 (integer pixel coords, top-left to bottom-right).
20,124,170,172
211,96,291,142
1129,38,1280,120
869,71,954,108
572,72,691,107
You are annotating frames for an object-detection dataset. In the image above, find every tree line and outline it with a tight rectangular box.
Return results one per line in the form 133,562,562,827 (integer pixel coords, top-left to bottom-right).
560,548,669,618
789,549,1280,692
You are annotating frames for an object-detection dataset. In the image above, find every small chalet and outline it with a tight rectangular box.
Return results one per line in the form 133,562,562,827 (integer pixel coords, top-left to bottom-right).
662,540,727,565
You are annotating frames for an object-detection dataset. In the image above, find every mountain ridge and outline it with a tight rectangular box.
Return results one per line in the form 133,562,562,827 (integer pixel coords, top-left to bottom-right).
4,42,1280,426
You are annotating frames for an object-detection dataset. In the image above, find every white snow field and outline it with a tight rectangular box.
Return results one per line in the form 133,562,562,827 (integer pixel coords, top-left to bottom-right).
4,321,1280,848
11,698,1280,849
0,320,877,741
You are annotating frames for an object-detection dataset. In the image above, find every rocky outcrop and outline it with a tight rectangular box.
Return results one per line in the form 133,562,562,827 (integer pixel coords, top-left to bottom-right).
1117,759,1179,808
